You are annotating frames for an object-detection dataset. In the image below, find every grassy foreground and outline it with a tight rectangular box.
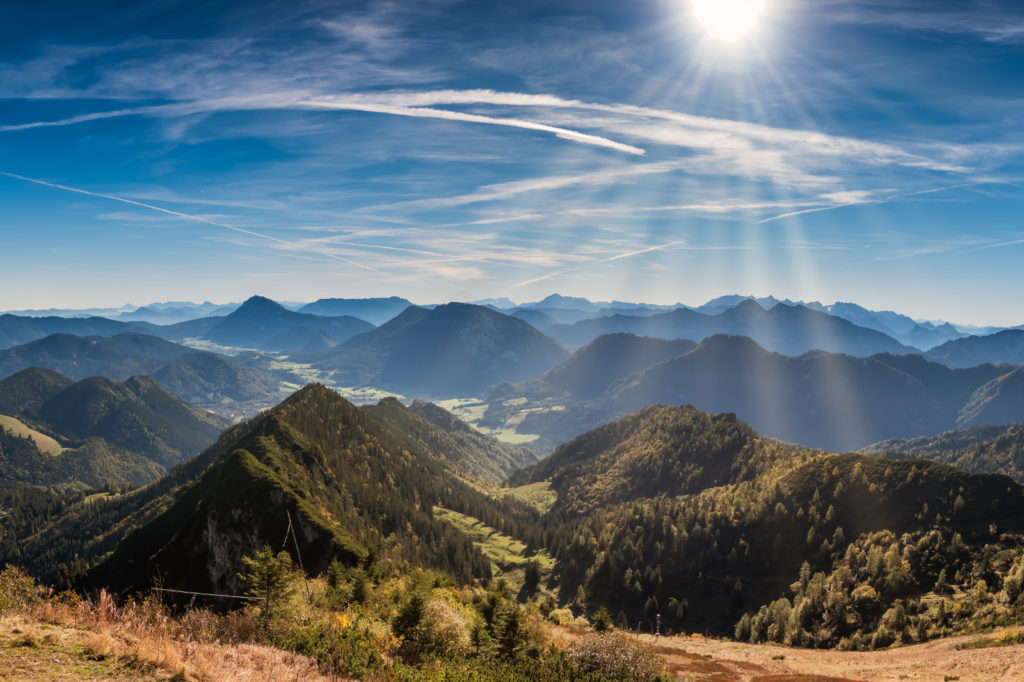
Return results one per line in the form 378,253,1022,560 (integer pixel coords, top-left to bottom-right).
5,559,1024,681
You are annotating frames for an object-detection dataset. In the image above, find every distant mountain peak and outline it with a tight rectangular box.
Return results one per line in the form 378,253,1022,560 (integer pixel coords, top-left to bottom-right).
236,295,287,314
731,299,766,313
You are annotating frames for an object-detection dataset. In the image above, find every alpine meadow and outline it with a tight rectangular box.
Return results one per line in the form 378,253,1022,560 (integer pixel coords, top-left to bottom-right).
3,1,1024,680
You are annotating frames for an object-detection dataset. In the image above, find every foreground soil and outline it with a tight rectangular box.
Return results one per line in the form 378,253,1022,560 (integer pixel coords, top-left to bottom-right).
554,626,1024,682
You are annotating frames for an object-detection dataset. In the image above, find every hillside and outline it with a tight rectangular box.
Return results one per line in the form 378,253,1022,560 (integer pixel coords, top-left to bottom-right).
0,314,144,351
362,397,538,486
526,404,1024,641
0,333,191,381
506,307,559,330
926,329,1024,367
4,382,1024,664
864,422,1024,483
30,375,227,467
512,404,816,517
151,351,286,408
0,367,73,414
0,369,225,463
307,303,569,396
85,384,538,595
511,334,697,401
0,335,299,416
0,385,537,587
0,429,163,489
957,367,1024,427
202,295,374,351
546,300,917,356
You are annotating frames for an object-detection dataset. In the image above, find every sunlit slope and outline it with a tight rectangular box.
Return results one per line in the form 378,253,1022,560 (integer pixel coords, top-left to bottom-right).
0,368,227,489
865,421,1024,483
521,403,1024,643
492,334,1011,453
83,385,540,595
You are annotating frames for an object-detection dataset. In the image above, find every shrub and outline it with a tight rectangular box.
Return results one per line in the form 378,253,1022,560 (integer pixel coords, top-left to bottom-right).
421,599,471,654
0,565,39,612
566,631,663,681
591,605,613,632
549,608,575,626
394,593,472,658
279,625,381,676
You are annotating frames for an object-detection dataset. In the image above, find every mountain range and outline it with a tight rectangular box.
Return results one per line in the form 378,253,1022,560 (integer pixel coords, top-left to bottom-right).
0,367,227,488
0,333,295,415
484,333,1012,453
925,329,1024,368
39,385,537,594
302,302,569,397
195,295,375,352
6,384,1024,648
545,300,918,356
298,296,412,325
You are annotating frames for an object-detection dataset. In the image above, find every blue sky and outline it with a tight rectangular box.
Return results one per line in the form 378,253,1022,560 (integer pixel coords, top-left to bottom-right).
1,0,1023,324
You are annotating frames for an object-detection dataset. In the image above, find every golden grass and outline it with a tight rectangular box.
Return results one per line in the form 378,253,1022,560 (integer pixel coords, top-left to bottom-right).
10,592,334,682
0,415,63,455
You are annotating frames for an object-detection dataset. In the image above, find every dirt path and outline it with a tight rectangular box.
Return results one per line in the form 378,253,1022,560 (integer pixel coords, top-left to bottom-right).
552,626,1024,681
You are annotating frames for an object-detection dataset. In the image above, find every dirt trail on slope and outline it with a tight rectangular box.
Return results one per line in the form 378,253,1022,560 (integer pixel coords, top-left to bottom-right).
552,626,1024,681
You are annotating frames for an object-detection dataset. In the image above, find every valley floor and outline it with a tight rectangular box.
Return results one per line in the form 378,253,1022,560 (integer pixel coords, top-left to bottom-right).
553,626,1024,682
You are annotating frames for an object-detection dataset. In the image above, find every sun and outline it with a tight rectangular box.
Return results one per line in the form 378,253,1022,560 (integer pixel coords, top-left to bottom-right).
691,0,767,43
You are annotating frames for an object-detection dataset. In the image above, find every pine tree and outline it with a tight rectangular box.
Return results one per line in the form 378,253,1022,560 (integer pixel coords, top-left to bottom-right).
591,605,613,632
238,544,295,627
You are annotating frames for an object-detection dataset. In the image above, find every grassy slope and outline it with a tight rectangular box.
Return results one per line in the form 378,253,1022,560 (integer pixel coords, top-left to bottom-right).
433,506,555,573
0,415,63,454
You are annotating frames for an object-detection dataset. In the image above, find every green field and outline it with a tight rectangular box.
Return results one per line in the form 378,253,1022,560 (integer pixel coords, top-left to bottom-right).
435,398,490,424
434,398,543,445
179,337,242,353
433,506,555,574
332,386,406,404
496,481,557,514
0,416,63,455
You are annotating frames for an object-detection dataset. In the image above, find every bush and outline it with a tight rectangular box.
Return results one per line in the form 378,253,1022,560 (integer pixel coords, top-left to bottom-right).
394,593,472,658
566,631,663,681
279,625,381,676
549,608,575,626
0,565,39,612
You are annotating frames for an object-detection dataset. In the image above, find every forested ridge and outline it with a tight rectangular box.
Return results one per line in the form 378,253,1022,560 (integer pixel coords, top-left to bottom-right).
4,382,1024,656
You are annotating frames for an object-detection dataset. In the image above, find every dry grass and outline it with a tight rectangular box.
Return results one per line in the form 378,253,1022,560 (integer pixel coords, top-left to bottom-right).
0,415,63,454
9,591,336,682
552,625,1024,682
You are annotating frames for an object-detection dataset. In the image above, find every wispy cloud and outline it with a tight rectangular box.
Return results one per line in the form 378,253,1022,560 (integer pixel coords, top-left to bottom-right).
514,240,684,288
818,0,1024,43
0,171,384,274
299,97,645,155
360,162,685,213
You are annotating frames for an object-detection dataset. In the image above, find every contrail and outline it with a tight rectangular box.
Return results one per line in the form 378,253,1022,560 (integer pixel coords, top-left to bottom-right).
0,171,384,274
300,99,646,155
0,96,646,156
514,240,683,288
